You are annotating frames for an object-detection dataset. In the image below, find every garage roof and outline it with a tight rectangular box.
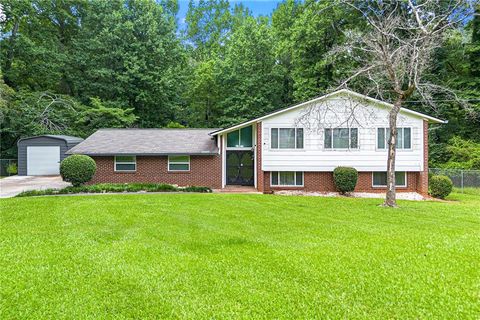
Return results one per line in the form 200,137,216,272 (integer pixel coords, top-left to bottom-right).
66,129,220,156
18,135,84,144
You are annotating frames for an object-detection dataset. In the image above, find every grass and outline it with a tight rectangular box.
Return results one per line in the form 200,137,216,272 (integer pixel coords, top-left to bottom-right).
454,187,480,196
1,192,479,319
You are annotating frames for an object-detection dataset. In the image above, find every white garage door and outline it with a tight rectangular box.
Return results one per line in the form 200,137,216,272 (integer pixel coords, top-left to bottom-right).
27,146,61,175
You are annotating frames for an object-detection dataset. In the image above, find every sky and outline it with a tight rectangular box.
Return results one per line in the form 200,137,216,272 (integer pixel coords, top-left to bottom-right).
177,0,284,28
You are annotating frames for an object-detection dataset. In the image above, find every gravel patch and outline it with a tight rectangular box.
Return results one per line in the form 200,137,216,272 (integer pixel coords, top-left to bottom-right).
274,190,425,201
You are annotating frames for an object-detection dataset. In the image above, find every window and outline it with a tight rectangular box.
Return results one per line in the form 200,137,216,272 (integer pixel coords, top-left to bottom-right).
377,128,411,149
324,128,358,149
372,172,406,187
271,172,304,186
227,126,252,148
115,155,136,172
168,155,190,171
271,128,304,149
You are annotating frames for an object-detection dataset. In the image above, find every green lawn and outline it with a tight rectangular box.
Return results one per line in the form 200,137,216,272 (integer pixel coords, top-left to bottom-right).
1,193,479,319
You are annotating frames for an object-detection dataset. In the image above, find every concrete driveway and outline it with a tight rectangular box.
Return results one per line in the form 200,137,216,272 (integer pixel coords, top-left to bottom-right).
0,176,70,198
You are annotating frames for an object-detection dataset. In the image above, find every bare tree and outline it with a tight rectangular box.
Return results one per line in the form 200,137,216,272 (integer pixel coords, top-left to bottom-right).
322,0,475,207
32,93,78,132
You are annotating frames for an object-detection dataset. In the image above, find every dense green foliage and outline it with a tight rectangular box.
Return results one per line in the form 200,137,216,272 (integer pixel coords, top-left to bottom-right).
60,155,96,187
1,193,479,317
429,175,454,199
16,183,212,197
431,136,480,169
1,0,479,168
333,166,358,194
6,162,17,175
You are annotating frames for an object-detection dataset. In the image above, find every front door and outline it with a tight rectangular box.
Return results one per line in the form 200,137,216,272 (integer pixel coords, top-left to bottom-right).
226,151,254,186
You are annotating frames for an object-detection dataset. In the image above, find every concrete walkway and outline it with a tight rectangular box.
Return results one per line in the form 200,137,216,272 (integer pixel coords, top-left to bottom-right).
0,176,70,198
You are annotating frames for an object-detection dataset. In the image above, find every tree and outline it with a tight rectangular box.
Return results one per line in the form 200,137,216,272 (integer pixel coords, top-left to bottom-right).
186,59,222,127
69,0,187,127
76,98,137,136
329,0,474,207
185,0,232,59
216,16,284,126
286,0,363,102
0,90,138,158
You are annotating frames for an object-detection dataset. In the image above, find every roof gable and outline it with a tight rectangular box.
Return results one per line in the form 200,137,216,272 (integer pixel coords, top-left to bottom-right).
210,89,445,135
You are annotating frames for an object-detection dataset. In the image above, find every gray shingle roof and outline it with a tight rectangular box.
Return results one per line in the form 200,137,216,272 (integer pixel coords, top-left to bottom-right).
18,135,84,144
66,129,220,156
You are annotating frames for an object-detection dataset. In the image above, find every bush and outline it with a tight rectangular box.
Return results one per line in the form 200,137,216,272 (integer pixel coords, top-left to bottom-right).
333,167,358,194
6,163,17,175
182,186,212,193
60,155,96,187
471,157,480,170
429,175,453,199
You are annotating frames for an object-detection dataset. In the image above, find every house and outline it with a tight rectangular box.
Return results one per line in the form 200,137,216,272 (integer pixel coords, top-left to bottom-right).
66,89,445,194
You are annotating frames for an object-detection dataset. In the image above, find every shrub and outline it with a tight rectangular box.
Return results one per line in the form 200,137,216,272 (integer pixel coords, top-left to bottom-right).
182,186,212,193
16,183,212,197
333,167,358,194
471,157,480,170
60,155,96,187
6,163,17,175
429,175,453,199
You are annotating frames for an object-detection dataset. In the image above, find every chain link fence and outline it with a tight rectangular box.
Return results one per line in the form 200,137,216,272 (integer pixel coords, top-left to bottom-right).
429,168,480,192
0,159,17,177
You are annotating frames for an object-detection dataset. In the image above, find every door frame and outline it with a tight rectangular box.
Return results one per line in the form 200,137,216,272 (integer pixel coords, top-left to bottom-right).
221,124,257,189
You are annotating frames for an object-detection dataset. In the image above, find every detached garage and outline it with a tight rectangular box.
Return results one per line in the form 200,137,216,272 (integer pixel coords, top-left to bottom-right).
17,135,84,176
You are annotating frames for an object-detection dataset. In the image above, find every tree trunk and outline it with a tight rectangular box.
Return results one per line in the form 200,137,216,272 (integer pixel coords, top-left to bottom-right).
384,99,402,207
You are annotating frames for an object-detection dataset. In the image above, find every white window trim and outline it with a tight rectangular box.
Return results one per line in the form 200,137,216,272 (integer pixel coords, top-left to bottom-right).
372,171,407,188
168,155,190,172
114,155,136,172
376,127,413,151
270,171,304,187
323,127,359,150
270,127,304,150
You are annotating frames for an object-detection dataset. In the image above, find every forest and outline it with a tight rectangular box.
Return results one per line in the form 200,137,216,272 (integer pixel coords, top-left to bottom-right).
1,0,479,169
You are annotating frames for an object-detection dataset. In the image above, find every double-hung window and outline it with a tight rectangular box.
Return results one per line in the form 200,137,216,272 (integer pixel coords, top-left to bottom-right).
271,172,304,186
271,128,304,149
377,128,411,149
324,128,358,149
115,155,136,172
372,172,406,187
168,155,190,171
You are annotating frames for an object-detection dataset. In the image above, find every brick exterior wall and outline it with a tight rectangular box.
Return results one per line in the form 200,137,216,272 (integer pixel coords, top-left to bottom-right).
263,171,420,193
89,155,222,188
256,122,267,193
416,120,429,195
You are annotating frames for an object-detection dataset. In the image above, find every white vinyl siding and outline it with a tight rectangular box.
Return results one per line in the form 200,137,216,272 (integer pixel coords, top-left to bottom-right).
261,95,425,172
115,156,136,172
168,155,190,171
372,172,407,187
271,171,304,186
